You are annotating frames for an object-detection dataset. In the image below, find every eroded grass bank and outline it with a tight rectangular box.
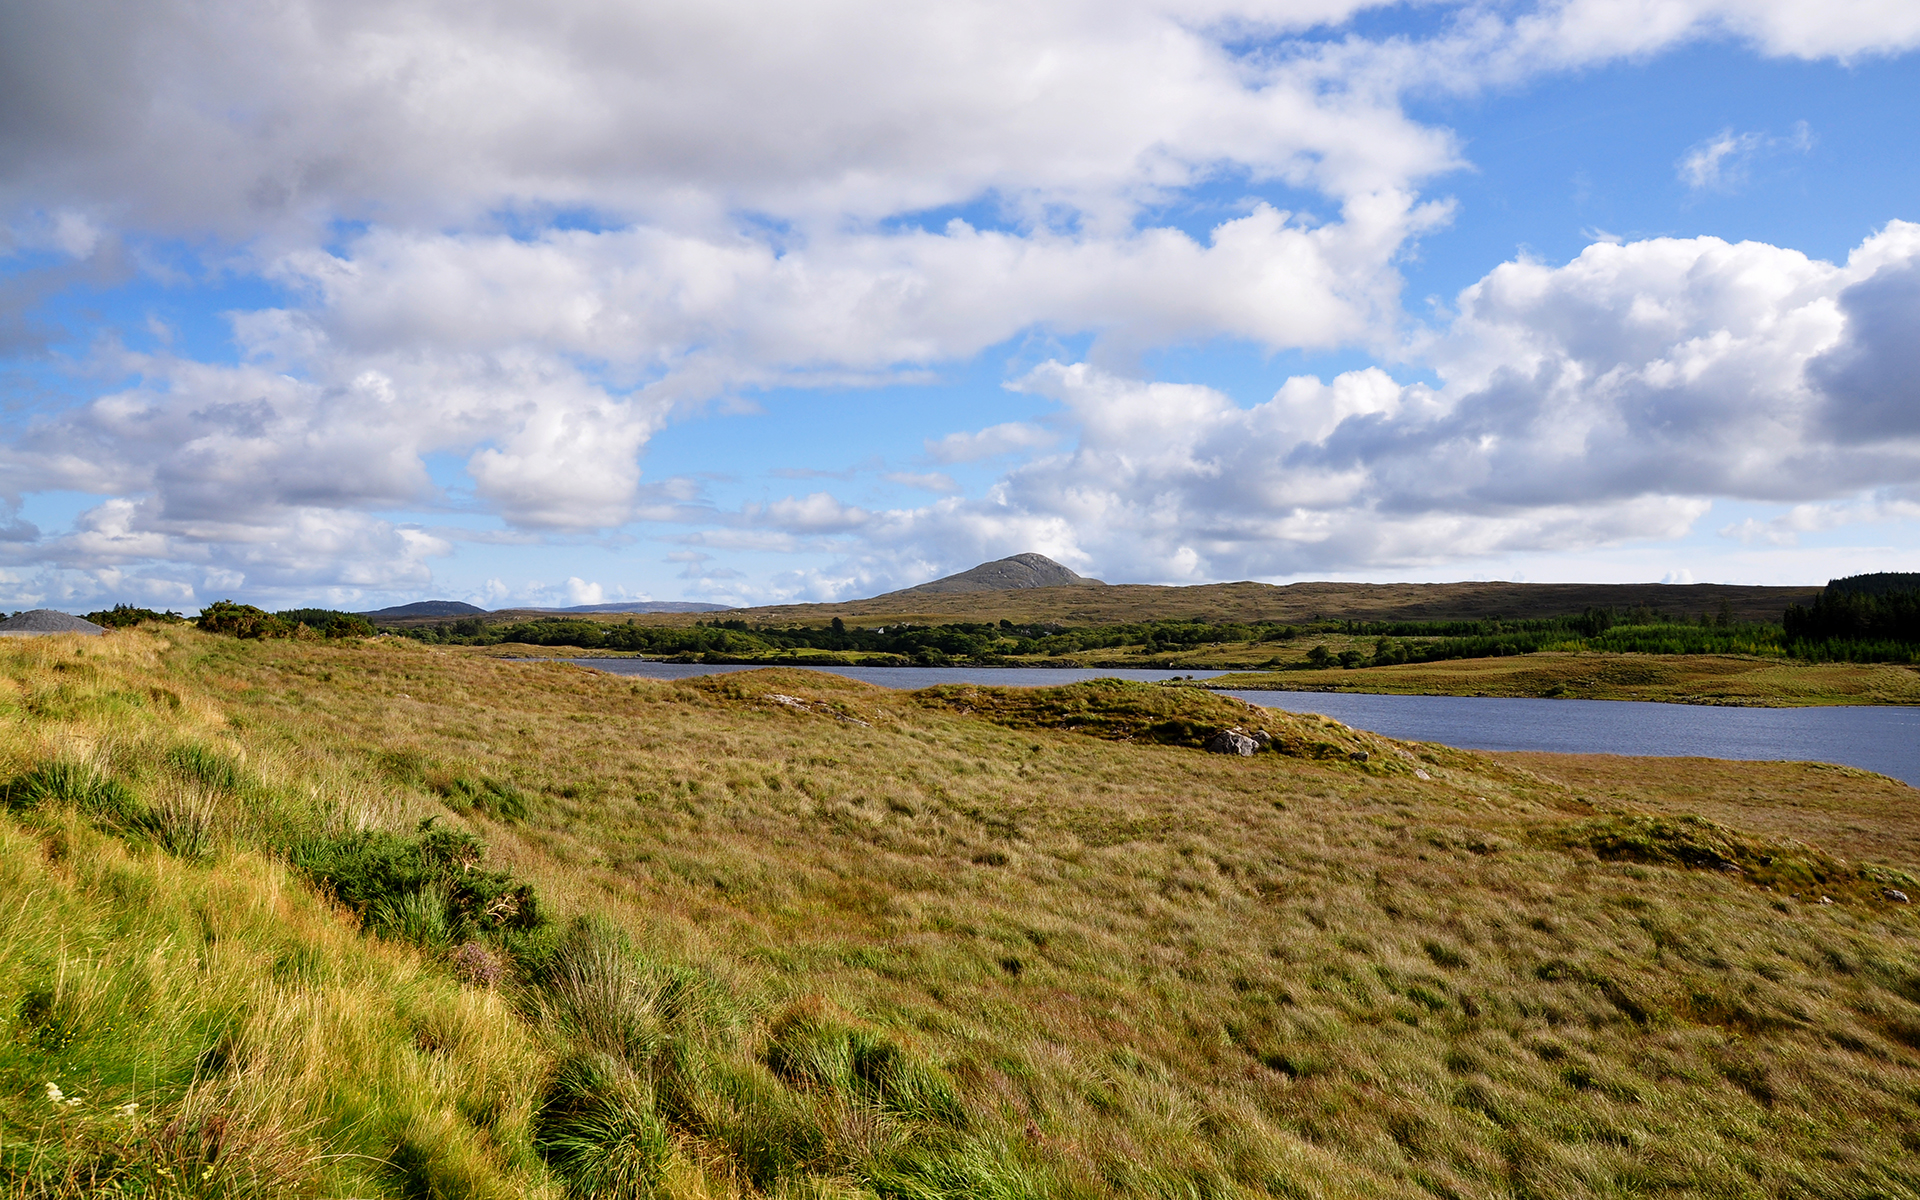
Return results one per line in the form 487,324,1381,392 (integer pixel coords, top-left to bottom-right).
1,629,1918,1197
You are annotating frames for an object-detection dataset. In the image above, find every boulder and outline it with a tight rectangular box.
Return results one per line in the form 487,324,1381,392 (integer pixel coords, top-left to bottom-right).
0,609,107,638
1205,730,1259,756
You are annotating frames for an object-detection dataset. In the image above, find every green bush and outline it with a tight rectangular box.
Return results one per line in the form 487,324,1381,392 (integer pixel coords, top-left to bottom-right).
275,608,377,638
195,600,293,639
291,818,543,945
84,604,187,628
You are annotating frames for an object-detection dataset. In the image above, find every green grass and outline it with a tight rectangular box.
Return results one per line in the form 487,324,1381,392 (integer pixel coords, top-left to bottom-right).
1,630,1918,1197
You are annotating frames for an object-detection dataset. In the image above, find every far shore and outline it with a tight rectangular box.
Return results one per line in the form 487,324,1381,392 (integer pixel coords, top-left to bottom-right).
467,644,1920,707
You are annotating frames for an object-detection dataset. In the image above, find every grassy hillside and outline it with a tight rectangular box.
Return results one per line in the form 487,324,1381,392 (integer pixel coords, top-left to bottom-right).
3,629,1919,1198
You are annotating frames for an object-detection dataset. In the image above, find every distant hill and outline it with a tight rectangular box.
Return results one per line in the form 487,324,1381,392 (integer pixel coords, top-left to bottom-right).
359,598,733,627
521,601,733,615
612,578,1824,629
359,600,487,621
885,552,1104,597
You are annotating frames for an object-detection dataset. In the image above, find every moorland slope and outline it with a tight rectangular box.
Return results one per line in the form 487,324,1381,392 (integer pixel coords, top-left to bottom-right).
2,629,1918,1198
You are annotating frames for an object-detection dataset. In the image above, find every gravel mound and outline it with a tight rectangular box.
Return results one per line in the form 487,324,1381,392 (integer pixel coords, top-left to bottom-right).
0,609,108,637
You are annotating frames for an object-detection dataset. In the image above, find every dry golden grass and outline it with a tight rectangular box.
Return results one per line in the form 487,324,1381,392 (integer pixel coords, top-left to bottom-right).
1494,754,1920,870
2,628,1919,1198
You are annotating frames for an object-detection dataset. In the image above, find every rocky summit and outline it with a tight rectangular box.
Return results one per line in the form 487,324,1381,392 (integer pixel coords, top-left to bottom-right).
891,552,1105,595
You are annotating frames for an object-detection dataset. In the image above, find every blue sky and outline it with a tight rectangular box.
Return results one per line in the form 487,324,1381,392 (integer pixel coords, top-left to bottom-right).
3,1,1918,612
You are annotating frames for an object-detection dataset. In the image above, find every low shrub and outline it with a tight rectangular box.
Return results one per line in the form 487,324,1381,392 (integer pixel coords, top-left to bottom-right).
292,818,543,945
83,604,187,628
1554,813,1918,902
196,600,295,639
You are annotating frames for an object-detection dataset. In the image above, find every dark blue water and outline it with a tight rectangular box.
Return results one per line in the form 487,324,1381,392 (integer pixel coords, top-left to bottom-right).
563,661,1920,787
1216,691,1920,788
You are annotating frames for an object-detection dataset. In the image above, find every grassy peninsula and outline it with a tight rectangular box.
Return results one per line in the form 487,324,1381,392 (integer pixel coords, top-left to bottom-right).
3,627,1919,1197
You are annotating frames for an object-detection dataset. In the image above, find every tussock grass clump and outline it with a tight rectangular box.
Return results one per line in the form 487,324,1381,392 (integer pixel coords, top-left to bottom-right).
1,760,140,824
535,1051,674,1199
430,771,532,821
765,1000,967,1130
165,741,247,793
1557,811,1918,904
0,816,554,1199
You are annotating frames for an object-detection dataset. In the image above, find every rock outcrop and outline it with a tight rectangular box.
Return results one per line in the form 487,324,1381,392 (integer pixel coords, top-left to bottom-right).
0,609,107,637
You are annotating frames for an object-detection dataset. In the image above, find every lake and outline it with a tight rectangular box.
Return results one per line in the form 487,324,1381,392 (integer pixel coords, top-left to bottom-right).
562,660,1920,788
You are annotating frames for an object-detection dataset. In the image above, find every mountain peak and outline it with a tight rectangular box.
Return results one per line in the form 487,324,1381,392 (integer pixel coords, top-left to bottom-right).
894,553,1105,596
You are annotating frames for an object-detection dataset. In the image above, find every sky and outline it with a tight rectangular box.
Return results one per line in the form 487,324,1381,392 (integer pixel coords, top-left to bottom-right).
2,0,1919,613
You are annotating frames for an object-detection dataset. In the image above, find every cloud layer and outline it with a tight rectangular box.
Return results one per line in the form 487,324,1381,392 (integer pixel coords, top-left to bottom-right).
3,0,1919,604
754,223,1920,590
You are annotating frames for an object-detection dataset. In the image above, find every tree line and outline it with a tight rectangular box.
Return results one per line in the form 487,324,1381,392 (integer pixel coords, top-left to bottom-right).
1784,574,1920,648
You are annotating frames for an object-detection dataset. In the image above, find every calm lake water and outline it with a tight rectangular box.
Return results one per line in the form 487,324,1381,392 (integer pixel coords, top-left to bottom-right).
563,660,1920,788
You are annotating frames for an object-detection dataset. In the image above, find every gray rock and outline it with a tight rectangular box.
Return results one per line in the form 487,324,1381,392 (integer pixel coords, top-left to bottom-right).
0,609,106,637
1885,888,1911,904
1205,730,1259,756
1348,750,1370,763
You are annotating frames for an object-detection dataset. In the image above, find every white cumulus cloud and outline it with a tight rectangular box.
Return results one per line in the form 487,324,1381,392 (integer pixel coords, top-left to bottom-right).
742,222,1920,589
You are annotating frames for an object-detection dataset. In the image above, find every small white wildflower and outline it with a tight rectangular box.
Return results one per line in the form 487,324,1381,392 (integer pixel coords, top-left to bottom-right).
119,1102,140,1118
44,1082,64,1104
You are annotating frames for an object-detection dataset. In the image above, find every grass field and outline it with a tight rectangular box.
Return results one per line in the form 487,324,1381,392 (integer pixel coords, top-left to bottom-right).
3,628,1918,1197
1211,653,1920,707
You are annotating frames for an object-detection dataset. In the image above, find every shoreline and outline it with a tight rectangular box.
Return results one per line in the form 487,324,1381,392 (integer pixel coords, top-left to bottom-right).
476,645,1920,709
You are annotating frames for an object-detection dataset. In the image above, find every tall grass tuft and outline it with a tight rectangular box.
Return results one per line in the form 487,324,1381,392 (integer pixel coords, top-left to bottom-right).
534,1052,672,1199
165,741,245,793
371,881,456,948
765,1002,966,1129
537,920,732,1066
1,759,140,824
136,791,218,859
